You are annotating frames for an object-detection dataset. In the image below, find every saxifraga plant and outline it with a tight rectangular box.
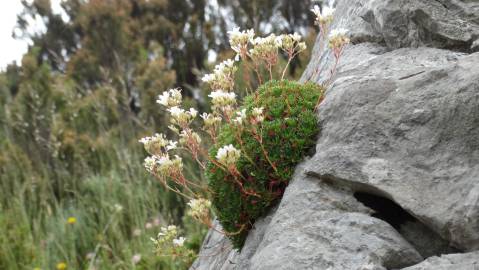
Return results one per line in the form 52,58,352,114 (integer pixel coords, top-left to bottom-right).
207,80,323,248
140,3,349,256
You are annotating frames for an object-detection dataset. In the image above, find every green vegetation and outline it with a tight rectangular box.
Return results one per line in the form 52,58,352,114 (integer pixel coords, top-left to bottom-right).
207,80,323,248
0,0,318,268
0,49,205,269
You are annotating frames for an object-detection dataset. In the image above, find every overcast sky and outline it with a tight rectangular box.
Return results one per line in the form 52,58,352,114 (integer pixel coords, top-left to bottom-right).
0,1,27,70
0,0,64,70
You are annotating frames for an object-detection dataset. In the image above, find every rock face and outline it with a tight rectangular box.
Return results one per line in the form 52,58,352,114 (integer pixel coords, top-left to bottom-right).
191,0,479,269
401,251,479,270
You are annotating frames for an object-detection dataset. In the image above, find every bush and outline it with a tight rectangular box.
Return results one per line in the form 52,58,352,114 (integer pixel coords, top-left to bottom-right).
206,80,323,248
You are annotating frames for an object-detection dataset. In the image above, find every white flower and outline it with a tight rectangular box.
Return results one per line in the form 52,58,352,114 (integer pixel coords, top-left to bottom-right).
252,107,264,123
328,28,350,49
208,90,237,109
323,6,335,17
291,32,302,42
201,112,222,128
228,27,255,56
172,237,186,247
311,5,335,25
132,254,142,264
187,198,212,221
167,106,198,127
202,73,215,83
86,252,95,260
179,130,202,146
167,106,183,118
143,156,157,172
139,133,175,155
277,34,306,52
166,141,177,151
311,5,321,17
233,109,247,125
156,88,182,107
330,28,348,37
114,204,123,212
189,108,198,118
252,107,264,116
202,59,237,90
216,144,241,166
143,154,183,178
249,34,280,63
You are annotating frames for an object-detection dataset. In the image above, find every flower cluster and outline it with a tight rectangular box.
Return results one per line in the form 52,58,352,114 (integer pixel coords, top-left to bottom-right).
233,109,247,125
226,29,307,80
208,90,237,111
276,33,307,53
200,113,222,129
151,225,178,247
311,5,335,26
249,34,281,66
202,59,237,91
151,225,194,261
310,4,350,87
328,28,350,50
228,27,255,60
167,107,198,128
156,88,182,107
143,154,183,180
251,107,265,124
216,144,241,167
139,133,176,155
187,198,212,224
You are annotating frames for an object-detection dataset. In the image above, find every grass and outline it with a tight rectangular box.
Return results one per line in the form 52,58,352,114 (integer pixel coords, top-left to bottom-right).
0,144,206,269
0,66,206,269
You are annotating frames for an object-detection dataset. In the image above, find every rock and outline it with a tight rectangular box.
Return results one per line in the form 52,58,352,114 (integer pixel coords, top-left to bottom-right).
191,211,277,270
308,49,479,251
247,164,423,270
189,220,237,270
401,251,479,270
360,0,479,51
191,0,479,269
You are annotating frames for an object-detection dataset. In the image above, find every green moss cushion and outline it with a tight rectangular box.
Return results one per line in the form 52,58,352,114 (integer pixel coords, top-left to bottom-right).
206,80,323,249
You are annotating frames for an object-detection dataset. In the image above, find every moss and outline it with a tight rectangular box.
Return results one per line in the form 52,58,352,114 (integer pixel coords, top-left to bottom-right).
206,80,323,248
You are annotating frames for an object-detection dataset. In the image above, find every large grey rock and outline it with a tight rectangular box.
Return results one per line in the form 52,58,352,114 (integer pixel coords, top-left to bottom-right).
247,164,422,270
308,46,479,251
401,251,479,270
192,0,479,269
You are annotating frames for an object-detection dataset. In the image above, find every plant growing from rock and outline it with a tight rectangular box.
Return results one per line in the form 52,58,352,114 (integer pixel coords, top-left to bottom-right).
310,5,350,89
140,2,349,254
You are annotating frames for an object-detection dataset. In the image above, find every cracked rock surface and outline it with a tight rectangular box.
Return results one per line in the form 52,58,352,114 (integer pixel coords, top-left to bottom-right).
191,0,479,269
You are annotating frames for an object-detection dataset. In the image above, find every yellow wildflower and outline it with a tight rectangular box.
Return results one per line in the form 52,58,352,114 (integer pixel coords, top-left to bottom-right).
67,217,76,225
56,262,67,270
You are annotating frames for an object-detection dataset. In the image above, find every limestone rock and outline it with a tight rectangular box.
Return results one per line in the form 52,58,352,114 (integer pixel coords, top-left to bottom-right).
191,0,479,269
401,251,479,270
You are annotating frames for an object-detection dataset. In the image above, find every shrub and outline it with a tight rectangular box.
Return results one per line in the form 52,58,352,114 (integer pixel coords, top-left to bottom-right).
206,80,322,248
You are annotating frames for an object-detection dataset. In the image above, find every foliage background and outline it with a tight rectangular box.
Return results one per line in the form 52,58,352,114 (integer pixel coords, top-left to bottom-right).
0,0,317,269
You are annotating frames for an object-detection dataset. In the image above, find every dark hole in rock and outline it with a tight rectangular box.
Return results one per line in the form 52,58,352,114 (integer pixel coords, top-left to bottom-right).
354,192,415,229
353,191,460,258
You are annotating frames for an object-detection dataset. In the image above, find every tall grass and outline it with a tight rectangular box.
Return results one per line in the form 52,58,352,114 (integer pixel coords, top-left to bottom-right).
0,141,206,269
0,65,206,269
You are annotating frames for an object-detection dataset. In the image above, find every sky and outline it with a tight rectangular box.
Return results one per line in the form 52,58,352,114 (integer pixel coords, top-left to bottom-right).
0,0,64,70
0,1,27,70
